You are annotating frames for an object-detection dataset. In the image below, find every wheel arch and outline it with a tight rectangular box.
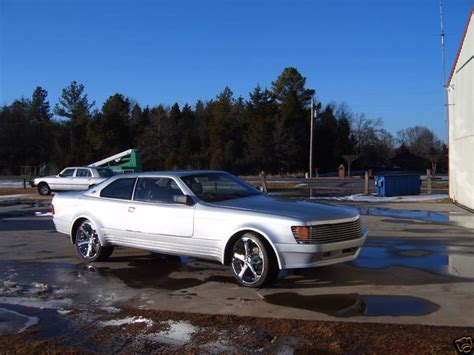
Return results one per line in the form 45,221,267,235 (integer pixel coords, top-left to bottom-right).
70,215,105,245
222,227,282,269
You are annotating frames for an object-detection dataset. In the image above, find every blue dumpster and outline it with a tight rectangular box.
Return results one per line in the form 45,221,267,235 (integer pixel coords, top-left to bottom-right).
375,175,421,197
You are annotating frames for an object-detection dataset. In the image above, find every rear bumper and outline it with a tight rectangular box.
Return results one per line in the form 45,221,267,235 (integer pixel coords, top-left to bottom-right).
275,231,368,269
53,218,71,237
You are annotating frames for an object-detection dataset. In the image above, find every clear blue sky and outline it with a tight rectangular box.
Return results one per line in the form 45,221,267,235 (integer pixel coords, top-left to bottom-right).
1,0,472,141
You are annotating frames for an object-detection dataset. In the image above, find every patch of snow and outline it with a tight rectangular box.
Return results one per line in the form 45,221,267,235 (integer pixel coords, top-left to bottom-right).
3,280,19,289
100,306,121,314
99,316,154,328
35,211,53,217
149,320,197,345
57,309,72,315
312,193,449,203
31,282,51,294
0,307,39,335
1,280,22,295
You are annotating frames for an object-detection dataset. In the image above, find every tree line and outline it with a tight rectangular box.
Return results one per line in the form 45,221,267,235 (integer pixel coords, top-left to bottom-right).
0,67,445,176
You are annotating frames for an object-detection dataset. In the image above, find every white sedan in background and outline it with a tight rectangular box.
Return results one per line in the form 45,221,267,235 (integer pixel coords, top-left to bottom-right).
52,171,368,287
33,166,114,195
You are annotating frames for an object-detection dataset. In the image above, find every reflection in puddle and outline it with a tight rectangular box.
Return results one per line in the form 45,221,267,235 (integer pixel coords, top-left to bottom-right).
356,207,449,223
352,239,474,279
264,293,439,317
89,255,231,290
0,306,38,335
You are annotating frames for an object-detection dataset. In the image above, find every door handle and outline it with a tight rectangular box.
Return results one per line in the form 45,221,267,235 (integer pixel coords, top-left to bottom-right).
128,207,135,212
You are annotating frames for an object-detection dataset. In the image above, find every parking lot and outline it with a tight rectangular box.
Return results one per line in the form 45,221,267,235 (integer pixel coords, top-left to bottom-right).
0,194,473,353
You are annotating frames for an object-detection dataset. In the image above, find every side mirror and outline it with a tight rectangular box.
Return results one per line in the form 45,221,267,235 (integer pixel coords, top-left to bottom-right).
173,195,195,206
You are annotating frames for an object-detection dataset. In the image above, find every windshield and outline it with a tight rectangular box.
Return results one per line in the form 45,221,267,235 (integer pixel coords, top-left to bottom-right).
181,173,261,202
97,168,114,178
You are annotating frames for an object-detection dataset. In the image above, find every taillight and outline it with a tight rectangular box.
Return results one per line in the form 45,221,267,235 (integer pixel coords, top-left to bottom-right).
50,204,55,215
291,226,310,243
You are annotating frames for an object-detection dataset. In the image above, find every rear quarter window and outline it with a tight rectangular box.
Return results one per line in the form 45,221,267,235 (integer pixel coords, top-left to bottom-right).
100,178,136,200
97,168,114,178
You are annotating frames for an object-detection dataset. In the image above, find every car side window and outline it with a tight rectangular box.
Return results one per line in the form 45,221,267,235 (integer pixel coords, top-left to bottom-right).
100,178,136,200
76,169,91,177
59,168,75,177
134,178,184,203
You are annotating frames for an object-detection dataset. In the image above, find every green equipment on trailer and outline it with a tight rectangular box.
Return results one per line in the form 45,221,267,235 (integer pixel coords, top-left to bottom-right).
88,149,142,173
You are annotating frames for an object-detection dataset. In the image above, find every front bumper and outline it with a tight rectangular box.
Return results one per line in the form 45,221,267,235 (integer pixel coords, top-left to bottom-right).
275,231,368,269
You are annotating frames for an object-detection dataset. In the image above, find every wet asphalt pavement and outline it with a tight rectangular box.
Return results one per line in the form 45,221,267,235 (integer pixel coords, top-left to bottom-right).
0,196,473,352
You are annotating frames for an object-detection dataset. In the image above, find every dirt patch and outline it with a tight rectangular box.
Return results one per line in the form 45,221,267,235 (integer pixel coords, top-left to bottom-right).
0,188,36,196
95,308,473,353
0,329,79,354
413,198,452,204
0,306,470,353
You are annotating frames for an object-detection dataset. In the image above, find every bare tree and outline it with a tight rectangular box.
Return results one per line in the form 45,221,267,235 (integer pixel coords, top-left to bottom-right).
351,114,383,154
397,126,443,159
343,155,359,177
429,154,440,177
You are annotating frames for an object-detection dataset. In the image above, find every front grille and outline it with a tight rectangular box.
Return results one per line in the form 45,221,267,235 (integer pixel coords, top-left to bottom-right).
293,219,366,245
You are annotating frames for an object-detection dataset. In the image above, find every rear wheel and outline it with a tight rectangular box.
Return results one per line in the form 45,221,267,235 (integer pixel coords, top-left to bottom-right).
75,219,114,262
231,233,278,288
38,182,51,196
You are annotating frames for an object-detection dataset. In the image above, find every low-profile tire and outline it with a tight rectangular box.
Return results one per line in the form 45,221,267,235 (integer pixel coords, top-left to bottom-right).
37,182,51,196
231,232,279,288
75,219,114,262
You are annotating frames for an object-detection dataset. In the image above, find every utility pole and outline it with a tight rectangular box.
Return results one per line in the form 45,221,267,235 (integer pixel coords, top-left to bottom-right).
439,0,449,125
309,97,315,179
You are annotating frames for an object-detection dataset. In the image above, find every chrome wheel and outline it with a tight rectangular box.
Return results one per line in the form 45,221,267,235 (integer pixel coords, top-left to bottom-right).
76,220,100,259
232,236,265,286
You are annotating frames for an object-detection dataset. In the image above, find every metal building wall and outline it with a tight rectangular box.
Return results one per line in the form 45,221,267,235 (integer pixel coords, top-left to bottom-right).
448,11,474,210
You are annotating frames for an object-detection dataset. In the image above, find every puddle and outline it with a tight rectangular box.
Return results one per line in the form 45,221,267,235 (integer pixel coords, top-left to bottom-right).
264,293,439,317
0,303,74,340
0,257,236,316
356,207,449,223
351,239,474,279
0,306,38,335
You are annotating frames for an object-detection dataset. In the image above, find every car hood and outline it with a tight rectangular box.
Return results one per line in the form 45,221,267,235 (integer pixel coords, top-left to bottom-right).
209,195,358,223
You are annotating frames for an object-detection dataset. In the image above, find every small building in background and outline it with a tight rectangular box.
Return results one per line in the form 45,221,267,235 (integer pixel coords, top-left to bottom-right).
448,7,474,211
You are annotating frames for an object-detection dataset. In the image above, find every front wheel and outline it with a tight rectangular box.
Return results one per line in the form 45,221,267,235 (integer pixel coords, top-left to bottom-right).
75,219,114,262
231,233,278,288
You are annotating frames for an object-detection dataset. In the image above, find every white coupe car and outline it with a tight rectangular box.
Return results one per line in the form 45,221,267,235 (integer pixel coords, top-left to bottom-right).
52,171,368,287
33,166,114,195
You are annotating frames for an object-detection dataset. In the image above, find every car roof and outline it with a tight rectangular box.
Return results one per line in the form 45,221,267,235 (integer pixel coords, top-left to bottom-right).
61,166,110,169
113,170,229,178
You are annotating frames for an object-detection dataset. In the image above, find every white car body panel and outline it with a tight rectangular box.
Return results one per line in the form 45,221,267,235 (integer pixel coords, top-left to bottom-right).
33,167,111,192
52,171,368,269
